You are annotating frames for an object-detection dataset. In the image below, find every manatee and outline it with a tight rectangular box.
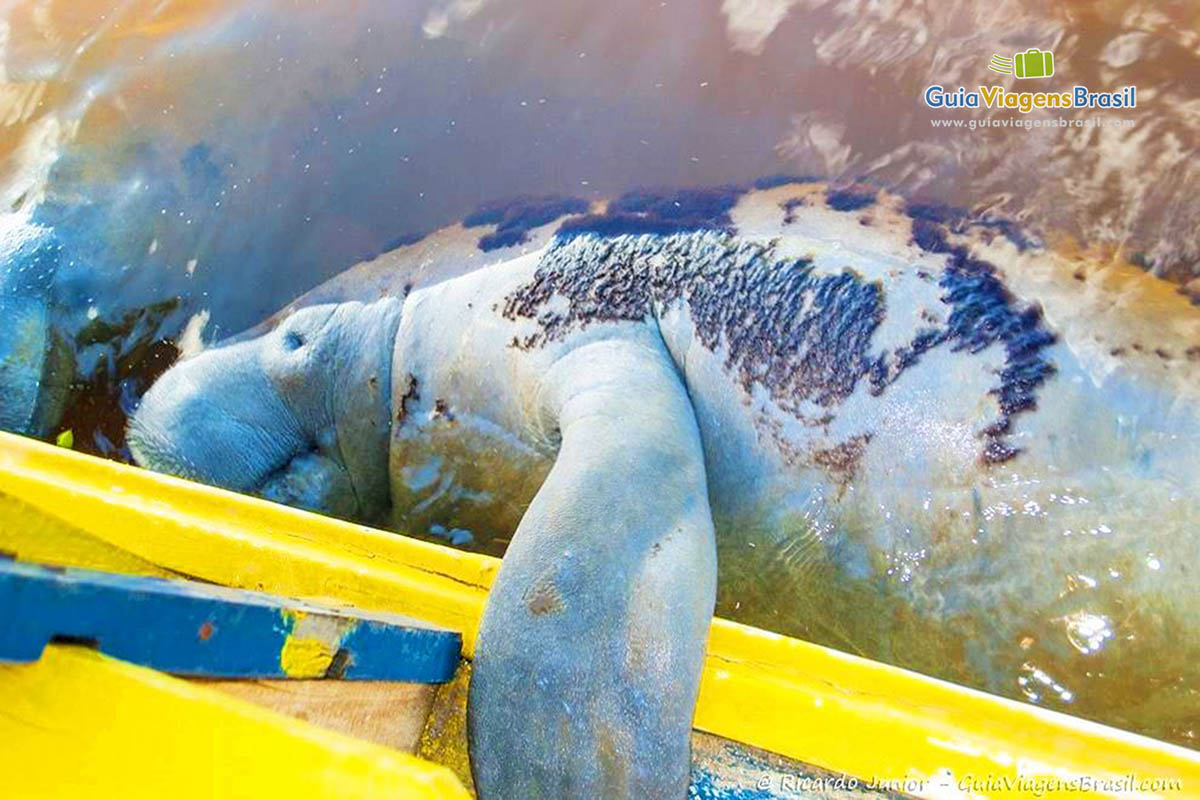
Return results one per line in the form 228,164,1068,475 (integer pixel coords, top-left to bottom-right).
0,210,188,454
127,180,1200,796
0,215,74,437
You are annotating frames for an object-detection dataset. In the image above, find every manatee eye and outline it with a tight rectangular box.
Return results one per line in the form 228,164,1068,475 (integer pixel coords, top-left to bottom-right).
283,331,305,351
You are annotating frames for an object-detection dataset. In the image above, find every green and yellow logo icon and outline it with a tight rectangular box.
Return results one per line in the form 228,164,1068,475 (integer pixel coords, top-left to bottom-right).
989,49,1055,79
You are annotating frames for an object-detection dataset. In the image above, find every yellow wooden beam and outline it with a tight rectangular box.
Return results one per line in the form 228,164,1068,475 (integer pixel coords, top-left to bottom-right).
0,644,470,800
700,623,1196,797
0,430,496,651
2,432,1197,798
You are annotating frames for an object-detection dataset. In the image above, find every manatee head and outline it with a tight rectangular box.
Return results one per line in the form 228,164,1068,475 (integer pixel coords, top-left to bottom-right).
128,298,402,524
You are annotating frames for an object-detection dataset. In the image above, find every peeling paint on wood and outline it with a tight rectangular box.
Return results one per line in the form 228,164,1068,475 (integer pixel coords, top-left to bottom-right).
0,560,460,682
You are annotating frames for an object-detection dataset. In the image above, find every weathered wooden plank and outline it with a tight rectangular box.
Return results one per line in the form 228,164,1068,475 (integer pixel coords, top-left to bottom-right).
0,559,460,681
3,432,1199,799
0,644,470,800
201,678,437,753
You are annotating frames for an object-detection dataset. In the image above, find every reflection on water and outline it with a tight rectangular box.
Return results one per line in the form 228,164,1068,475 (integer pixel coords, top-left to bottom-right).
1,0,1198,747
2,0,1197,335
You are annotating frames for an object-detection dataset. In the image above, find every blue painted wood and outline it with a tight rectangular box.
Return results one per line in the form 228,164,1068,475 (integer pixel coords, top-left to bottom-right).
0,559,460,682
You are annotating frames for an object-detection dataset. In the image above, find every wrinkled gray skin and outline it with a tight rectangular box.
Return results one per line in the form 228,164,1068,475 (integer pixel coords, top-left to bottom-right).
132,293,715,798
130,300,402,523
128,185,1200,797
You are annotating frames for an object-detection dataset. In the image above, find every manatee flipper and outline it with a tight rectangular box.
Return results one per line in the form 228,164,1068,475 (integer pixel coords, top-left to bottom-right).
258,451,360,520
468,334,717,799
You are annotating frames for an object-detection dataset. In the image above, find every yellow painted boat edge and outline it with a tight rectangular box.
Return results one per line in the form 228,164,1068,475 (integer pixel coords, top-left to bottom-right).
2,432,1197,798
0,644,470,800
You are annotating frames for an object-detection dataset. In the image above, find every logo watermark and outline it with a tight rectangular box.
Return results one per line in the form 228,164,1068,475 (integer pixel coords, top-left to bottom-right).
924,49,1138,119
930,116,1136,131
925,85,1136,113
752,772,1184,796
989,49,1055,79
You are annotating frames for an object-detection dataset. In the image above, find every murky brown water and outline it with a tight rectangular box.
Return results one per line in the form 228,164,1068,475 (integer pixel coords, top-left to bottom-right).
1,0,1197,748
2,0,1196,333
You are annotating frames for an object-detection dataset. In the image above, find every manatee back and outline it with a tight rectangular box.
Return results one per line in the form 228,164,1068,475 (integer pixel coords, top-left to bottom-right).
489,180,1200,745
227,197,596,344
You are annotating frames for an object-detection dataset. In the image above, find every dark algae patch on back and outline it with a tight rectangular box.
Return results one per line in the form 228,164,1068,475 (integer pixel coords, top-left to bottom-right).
824,184,878,212
504,229,1057,464
907,213,1058,462
557,185,746,239
906,200,1039,252
464,195,590,252
503,233,888,414
751,174,821,191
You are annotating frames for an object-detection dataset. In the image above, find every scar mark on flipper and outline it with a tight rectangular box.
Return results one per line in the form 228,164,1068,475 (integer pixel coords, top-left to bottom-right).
525,576,565,616
396,373,419,425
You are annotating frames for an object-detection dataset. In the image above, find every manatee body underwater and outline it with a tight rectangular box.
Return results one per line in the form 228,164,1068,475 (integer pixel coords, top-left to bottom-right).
0,217,74,438
126,180,1200,797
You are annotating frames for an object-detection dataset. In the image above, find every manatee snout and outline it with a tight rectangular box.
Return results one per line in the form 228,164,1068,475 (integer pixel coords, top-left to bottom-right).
128,299,402,522
128,351,306,489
